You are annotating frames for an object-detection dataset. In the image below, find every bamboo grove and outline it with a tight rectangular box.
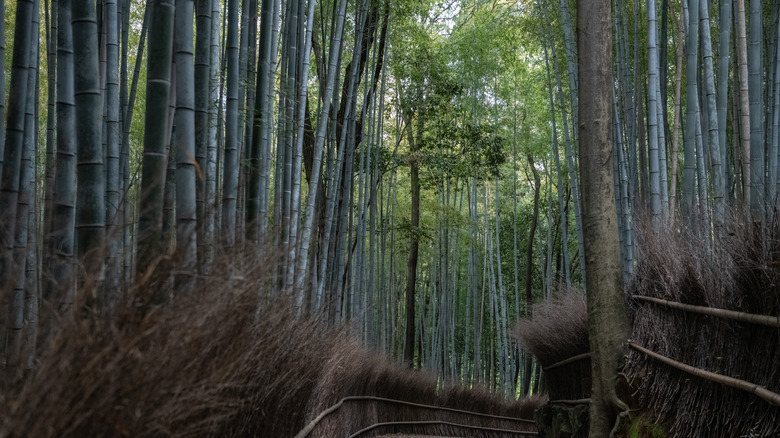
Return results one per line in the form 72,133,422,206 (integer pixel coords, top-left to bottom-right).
1,0,779,400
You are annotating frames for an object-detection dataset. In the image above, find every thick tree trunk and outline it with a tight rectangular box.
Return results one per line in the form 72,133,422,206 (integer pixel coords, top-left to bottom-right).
577,0,631,435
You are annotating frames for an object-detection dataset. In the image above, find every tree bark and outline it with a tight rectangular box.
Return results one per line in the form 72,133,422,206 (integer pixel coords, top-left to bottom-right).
577,0,631,434
403,116,421,367
523,153,541,396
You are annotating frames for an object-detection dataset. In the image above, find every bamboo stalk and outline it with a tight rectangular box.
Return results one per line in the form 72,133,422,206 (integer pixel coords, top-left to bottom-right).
632,294,780,327
628,341,780,407
545,352,591,371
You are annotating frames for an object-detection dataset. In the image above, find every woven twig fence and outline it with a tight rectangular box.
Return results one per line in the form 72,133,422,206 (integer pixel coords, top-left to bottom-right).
295,395,537,438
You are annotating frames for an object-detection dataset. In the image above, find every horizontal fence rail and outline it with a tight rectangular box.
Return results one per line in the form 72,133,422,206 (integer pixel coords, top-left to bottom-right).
547,398,591,405
293,395,536,438
544,352,591,371
349,420,539,437
627,341,780,407
631,295,780,327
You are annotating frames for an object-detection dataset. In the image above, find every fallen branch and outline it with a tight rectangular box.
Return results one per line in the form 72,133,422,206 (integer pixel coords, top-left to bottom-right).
628,341,780,407
632,295,780,327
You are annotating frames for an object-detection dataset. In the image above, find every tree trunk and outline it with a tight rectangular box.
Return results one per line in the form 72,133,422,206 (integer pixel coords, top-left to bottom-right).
403,116,421,367
578,0,631,434
524,153,541,396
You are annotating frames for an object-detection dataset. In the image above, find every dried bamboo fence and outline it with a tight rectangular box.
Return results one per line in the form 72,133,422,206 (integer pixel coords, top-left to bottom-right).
1,253,545,437
510,291,591,402
295,396,538,438
512,219,780,437
625,219,780,437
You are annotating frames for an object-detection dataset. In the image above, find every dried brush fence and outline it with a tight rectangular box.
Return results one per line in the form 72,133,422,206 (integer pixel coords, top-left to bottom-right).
510,290,591,402
296,396,539,437
0,253,542,437
626,218,780,437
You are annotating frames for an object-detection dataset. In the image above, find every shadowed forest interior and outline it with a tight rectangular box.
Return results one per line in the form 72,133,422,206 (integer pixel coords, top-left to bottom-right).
1,0,780,435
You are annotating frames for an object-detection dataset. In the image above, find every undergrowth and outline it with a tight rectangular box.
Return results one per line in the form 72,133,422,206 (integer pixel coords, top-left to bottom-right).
1,252,542,437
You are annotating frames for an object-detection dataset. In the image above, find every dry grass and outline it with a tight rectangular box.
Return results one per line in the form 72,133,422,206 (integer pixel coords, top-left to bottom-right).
1,252,541,437
626,214,780,437
509,288,590,401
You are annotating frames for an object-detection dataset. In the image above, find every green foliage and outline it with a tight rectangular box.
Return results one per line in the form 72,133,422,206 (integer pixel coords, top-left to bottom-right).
625,413,669,438
416,122,506,188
